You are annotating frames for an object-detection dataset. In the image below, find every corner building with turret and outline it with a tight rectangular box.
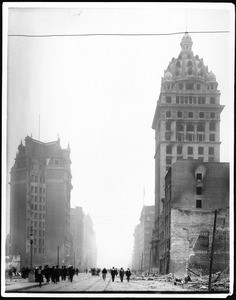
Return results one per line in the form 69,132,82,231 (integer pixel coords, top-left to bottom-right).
9,136,72,268
151,33,225,272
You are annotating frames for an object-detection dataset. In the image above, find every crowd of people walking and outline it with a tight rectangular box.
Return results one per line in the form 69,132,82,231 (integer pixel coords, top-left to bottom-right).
16,265,132,287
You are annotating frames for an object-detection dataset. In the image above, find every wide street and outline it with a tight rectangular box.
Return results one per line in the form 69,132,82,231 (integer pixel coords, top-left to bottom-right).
8,272,188,293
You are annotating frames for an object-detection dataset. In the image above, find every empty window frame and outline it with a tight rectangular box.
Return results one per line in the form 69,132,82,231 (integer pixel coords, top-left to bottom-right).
196,186,202,195
196,199,202,208
196,173,202,181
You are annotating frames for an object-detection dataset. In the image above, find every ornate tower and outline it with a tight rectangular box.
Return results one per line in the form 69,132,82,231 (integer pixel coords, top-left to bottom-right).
151,33,224,272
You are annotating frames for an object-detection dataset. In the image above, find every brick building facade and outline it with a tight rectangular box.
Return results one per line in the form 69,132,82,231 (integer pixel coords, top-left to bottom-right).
161,160,229,275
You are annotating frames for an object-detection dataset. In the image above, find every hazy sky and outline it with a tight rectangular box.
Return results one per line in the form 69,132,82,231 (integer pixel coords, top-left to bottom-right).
3,3,234,268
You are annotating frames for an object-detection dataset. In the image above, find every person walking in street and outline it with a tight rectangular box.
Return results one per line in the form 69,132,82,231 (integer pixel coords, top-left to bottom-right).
102,268,107,281
125,268,131,282
37,266,44,287
119,267,125,282
68,265,75,283
110,267,118,282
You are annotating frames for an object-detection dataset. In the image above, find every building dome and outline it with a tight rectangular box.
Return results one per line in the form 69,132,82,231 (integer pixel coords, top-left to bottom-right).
161,33,218,84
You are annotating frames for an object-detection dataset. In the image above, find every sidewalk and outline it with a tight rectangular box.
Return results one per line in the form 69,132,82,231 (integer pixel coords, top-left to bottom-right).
5,277,48,292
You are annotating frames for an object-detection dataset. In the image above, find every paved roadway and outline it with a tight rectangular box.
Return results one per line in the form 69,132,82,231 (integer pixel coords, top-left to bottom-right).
15,273,187,293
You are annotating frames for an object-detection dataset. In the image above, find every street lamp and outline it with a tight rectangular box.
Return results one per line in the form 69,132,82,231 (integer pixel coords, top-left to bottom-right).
28,227,35,282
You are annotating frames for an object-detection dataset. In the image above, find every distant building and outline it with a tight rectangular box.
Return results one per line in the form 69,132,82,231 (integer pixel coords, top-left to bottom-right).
9,136,72,267
83,214,97,270
161,160,229,275
70,206,84,268
151,33,225,272
132,205,155,273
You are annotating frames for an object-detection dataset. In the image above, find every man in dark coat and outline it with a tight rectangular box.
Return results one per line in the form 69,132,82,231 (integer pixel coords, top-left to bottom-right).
102,268,107,281
125,268,131,282
68,265,75,283
119,267,125,282
110,267,117,282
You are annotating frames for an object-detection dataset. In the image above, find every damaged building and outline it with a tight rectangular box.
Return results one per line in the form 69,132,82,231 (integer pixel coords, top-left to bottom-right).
161,160,229,275
151,32,229,274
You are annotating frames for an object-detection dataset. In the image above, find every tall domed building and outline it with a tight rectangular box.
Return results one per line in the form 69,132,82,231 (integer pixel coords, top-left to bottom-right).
151,33,225,272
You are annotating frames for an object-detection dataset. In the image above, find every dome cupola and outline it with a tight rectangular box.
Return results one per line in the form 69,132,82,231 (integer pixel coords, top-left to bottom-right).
180,32,193,52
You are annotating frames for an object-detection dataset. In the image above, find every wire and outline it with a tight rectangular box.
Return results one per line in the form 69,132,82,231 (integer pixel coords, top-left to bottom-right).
8,30,230,38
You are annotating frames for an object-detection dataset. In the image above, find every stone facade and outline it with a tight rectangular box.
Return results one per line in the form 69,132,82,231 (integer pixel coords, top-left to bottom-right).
161,160,229,275
151,33,224,272
10,136,72,267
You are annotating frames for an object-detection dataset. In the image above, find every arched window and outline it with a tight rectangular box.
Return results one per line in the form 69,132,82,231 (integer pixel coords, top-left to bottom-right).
177,111,183,118
188,68,193,75
199,112,205,118
188,112,194,118
186,123,194,141
176,61,181,68
177,123,184,132
187,123,194,132
166,111,171,118
197,123,205,132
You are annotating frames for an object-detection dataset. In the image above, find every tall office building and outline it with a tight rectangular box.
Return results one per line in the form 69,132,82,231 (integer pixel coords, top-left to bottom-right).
151,33,224,271
9,135,72,267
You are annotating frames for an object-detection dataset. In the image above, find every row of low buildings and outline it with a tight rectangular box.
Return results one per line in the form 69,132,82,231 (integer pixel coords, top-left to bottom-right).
7,135,97,270
132,33,230,276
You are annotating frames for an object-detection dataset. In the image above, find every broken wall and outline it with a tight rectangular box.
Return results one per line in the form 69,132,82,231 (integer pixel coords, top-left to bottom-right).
170,208,229,276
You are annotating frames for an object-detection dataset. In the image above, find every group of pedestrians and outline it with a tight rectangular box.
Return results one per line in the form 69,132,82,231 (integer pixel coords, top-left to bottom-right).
101,267,131,282
20,265,78,287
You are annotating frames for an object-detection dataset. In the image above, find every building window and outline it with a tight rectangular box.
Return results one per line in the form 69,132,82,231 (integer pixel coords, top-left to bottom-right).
166,156,172,165
210,97,216,104
177,123,184,132
210,112,216,118
166,111,171,118
196,173,202,181
165,132,171,141
188,112,194,118
177,133,184,141
35,196,38,202
34,213,37,219
198,147,204,155
196,200,202,208
179,83,183,90
177,156,183,161
187,157,193,160
166,122,171,130
166,145,172,154
31,204,34,209
188,147,193,155
187,133,194,141
177,146,182,154
34,248,37,254
177,111,183,118
198,157,204,162
34,221,37,227
209,157,215,162
199,112,205,118
197,134,204,142
166,96,171,103
196,84,201,90
186,82,194,90
209,147,214,155
176,96,179,103
196,186,202,195
209,134,215,141
210,122,216,131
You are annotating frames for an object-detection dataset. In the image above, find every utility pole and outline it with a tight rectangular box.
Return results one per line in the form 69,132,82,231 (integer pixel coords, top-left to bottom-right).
141,253,143,274
74,252,75,267
28,227,35,282
148,246,152,274
57,246,59,266
208,209,217,292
